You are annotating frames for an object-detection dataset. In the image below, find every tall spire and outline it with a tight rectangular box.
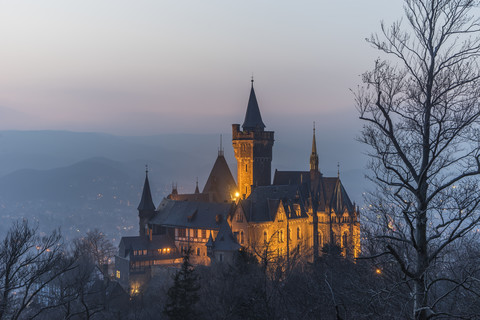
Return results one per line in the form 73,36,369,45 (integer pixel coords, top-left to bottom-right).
310,122,319,171
242,79,266,131
137,166,156,212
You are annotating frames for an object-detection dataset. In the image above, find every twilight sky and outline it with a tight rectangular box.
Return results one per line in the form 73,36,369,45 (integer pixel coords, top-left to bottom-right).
0,1,403,136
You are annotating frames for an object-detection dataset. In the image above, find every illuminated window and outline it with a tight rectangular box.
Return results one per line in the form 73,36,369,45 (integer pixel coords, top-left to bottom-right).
116,270,120,279
143,250,147,255
201,229,206,238
193,229,198,238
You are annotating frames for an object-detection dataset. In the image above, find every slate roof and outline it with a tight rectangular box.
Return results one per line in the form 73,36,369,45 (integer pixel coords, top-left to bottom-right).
150,199,234,229
239,184,308,222
137,173,156,212
330,179,355,215
272,170,356,216
242,84,266,131
211,220,241,252
202,154,237,203
118,234,177,258
168,193,210,202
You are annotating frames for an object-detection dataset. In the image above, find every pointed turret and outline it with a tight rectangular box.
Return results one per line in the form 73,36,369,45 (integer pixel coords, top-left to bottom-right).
310,123,319,172
195,178,200,194
138,169,156,212
242,79,266,131
138,167,156,236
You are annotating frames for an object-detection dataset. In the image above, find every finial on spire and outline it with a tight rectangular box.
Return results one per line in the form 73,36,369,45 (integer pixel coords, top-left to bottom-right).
337,162,340,178
145,164,149,175
310,123,319,172
218,134,224,156
251,73,254,86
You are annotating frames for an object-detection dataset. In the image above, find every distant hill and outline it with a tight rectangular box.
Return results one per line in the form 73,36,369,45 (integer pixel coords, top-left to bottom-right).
0,157,133,203
0,130,370,243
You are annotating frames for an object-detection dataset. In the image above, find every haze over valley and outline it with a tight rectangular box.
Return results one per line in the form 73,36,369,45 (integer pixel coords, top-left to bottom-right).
0,129,367,244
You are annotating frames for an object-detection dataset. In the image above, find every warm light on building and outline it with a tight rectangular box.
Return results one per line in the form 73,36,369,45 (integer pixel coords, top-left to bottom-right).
131,283,140,295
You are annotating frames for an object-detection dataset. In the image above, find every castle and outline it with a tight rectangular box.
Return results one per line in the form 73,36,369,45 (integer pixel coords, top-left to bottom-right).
115,81,360,292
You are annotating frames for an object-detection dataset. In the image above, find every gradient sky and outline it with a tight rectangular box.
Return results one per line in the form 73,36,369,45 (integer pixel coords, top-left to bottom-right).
0,1,403,136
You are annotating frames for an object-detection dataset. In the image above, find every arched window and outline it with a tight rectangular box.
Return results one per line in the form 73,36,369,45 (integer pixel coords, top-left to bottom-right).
318,231,323,248
279,230,284,243
264,231,268,244
288,228,292,241
240,231,244,245
342,231,348,248
297,227,301,239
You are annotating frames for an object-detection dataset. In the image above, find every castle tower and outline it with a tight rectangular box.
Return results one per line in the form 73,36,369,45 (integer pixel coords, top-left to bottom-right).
232,80,274,198
137,167,156,236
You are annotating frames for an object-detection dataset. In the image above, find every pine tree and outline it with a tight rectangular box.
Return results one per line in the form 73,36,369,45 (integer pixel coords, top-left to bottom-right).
163,248,200,320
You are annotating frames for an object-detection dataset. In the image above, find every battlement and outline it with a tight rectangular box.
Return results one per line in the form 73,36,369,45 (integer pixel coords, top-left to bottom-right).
232,124,274,142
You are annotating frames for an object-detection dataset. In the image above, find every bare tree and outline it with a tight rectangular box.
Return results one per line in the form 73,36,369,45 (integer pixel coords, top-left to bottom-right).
73,229,116,277
48,230,119,320
356,0,480,318
0,220,74,320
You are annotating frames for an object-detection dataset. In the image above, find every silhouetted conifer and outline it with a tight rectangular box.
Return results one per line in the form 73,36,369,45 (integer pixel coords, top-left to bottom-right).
163,248,200,320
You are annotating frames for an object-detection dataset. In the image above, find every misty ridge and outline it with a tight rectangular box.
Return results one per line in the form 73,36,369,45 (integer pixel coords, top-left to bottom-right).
0,130,368,244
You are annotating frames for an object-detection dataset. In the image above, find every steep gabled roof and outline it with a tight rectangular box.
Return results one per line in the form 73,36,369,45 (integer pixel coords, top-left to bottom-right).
137,172,156,212
330,179,355,215
242,83,265,131
202,154,237,203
